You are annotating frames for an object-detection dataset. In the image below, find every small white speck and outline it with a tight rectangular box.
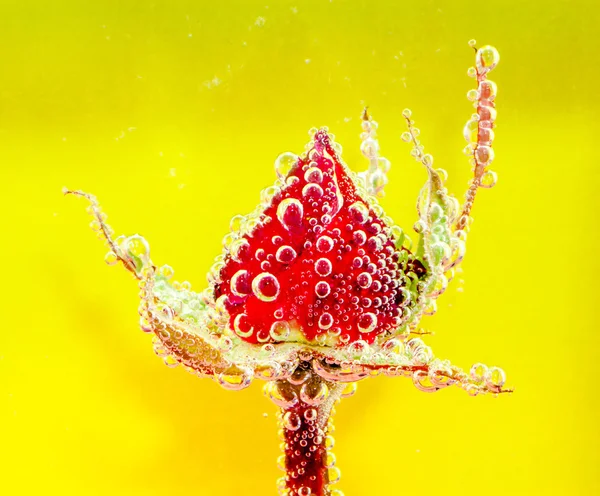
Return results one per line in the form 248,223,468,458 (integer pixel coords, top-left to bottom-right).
159,151,164,157
291,6,298,14
169,168,177,177
204,76,221,89
305,58,311,64
188,33,193,38
343,117,352,123
255,16,266,27
262,412,268,418
178,183,186,189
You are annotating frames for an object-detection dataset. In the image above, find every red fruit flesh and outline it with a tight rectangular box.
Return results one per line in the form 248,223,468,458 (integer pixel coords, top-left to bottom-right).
214,130,423,345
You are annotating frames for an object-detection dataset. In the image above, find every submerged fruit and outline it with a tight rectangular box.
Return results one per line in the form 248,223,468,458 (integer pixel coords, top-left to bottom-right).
214,129,424,346
67,40,511,496
66,41,509,399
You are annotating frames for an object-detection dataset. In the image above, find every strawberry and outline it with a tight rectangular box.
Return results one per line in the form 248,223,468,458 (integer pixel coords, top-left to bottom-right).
214,129,425,346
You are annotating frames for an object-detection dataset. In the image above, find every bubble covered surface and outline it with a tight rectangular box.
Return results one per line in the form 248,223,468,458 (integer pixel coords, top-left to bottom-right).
213,129,426,346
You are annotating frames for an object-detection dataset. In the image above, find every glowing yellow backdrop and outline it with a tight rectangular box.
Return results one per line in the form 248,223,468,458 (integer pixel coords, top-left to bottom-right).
1,1,598,494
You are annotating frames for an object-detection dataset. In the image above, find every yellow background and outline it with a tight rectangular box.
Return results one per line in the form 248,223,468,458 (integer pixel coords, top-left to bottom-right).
1,1,598,494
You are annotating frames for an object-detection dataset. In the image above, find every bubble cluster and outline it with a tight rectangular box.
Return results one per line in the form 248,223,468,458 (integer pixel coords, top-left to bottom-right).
357,110,391,198
211,127,426,347
271,364,344,496
461,41,500,220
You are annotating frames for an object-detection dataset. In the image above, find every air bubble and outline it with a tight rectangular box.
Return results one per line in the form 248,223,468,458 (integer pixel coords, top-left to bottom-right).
217,369,253,391
463,119,478,143
274,152,298,179
233,313,254,338
478,105,497,122
276,245,298,263
357,312,377,333
126,235,149,258
277,198,304,229
304,167,323,183
302,183,324,199
328,467,342,484
283,411,302,431
366,236,383,252
479,80,498,101
252,273,280,302
229,214,244,232
340,382,357,398
475,146,495,166
478,127,494,145
304,408,317,422
159,264,174,279
360,138,379,159
300,381,329,406
230,269,251,297
316,236,334,253
270,321,291,341
487,366,506,388
348,202,369,224
139,316,152,333
230,238,250,262
470,363,489,382
476,45,500,73
480,170,497,188
315,258,333,277
104,251,118,265
315,281,331,298
318,312,334,330
353,230,367,245
466,89,479,101
357,272,373,289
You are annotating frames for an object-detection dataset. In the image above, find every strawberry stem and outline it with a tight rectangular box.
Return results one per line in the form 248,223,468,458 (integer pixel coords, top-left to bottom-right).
272,363,345,496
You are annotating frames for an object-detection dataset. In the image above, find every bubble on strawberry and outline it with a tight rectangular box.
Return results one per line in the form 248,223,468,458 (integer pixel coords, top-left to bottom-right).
276,245,297,264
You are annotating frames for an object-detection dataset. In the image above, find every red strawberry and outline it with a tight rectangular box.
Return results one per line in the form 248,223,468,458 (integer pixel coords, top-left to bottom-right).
214,129,425,346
